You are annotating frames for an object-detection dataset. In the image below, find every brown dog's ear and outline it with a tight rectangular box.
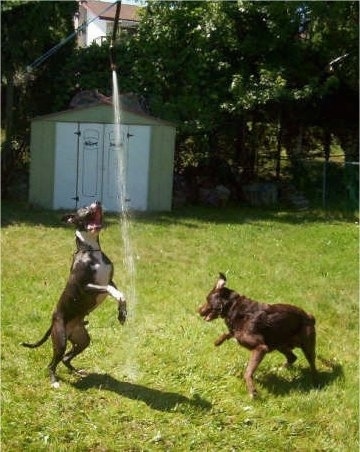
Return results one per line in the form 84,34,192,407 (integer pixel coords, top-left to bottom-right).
216,272,227,289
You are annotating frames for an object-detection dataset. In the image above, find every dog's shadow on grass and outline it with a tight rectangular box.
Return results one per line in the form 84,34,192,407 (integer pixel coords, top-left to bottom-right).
259,361,344,396
71,373,212,412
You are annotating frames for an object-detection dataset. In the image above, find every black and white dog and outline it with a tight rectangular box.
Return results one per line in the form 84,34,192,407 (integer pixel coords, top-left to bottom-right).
22,201,127,388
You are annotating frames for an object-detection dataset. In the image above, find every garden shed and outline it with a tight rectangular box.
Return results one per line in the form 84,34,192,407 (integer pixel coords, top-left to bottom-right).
29,95,176,212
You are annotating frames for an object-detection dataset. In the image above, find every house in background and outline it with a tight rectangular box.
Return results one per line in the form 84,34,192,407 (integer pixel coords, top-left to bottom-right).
75,1,141,47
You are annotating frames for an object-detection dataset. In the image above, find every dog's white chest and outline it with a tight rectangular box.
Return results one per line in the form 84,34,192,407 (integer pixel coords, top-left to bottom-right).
90,253,113,308
91,254,112,286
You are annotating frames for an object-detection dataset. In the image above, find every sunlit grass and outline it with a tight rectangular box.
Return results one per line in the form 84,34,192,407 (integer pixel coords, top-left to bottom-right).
1,202,358,451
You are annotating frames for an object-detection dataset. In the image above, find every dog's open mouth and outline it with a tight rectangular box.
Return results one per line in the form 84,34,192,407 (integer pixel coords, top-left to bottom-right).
203,312,217,322
198,305,215,322
87,203,103,232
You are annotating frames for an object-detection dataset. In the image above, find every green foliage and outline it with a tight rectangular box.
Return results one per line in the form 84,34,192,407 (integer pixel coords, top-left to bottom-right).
229,69,288,111
53,44,111,111
1,1,77,77
1,1,358,194
129,1,358,167
1,202,358,450
133,2,230,130
1,1,78,195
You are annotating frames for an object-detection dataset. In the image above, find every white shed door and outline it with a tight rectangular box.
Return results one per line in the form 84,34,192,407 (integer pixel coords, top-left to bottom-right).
126,125,151,211
54,122,150,211
77,123,104,206
54,122,83,209
103,124,151,211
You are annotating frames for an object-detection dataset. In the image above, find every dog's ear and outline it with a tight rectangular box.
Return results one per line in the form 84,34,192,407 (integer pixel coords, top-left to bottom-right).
61,213,76,224
216,273,227,289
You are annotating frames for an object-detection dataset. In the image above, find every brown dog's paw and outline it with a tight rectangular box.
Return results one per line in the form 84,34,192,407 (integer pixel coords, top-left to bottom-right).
249,389,258,399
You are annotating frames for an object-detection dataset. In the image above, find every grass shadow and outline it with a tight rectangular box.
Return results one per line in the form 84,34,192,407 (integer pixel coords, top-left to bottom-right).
2,200,356,229
259,362,344,396
71,372,212,412
128,204,358,228
2,201,64,228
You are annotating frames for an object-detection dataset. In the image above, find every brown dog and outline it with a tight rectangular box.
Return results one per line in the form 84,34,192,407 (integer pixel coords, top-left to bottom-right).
198,273,317,397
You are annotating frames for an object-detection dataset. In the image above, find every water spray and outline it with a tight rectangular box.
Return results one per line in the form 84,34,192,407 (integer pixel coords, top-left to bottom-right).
109,0,138,380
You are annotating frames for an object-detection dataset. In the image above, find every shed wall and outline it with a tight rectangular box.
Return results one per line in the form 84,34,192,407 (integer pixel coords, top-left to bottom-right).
29,121,56,209
148,125,176,211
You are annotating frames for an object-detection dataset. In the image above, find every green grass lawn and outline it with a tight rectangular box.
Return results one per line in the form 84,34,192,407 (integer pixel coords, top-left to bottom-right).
1,202,358,451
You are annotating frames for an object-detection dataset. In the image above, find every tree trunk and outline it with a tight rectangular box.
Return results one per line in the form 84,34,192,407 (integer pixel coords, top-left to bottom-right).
5,74,15,140
275,112,283,180
234,115,256,182
1,74,16,195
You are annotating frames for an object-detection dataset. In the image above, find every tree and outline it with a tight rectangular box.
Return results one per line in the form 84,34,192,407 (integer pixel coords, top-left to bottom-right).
1,0,77,195
2,0,358,199
132,1,358,175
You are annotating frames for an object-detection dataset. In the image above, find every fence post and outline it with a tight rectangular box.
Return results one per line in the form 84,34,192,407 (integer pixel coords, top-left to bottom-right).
322,159,327,208
322,131,331,208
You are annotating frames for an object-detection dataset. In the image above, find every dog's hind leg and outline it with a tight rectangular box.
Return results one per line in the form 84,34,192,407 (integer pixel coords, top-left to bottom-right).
301,326,317,382
278,347,297,367
49,317,67,388
62,322,90,376
244,345,268,398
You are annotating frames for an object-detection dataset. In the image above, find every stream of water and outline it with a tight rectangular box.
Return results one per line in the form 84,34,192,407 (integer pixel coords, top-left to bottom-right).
112,69,138,379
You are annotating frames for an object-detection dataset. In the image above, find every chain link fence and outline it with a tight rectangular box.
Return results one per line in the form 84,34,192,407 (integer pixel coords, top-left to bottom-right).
286,159,359,211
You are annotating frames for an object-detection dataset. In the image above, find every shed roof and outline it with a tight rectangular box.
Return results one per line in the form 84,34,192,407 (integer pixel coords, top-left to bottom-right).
31,102,175,127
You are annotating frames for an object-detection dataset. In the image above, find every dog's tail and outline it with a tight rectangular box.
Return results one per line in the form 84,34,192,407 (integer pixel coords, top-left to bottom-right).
21,326,52,349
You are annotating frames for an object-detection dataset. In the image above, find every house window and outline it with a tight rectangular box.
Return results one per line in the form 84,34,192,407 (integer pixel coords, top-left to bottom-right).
106,21,112,36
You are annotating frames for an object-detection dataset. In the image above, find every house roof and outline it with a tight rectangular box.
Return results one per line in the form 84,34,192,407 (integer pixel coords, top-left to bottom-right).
80,1,140,23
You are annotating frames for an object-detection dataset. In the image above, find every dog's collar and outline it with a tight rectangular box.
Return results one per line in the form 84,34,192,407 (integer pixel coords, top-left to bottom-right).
75,246,101,253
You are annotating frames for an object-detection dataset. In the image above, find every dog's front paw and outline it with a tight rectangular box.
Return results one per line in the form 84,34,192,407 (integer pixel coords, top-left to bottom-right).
116,291,126,302
214,333,232,346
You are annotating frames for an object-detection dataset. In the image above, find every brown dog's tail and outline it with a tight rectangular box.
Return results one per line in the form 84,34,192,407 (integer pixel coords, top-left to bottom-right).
21,326,52,348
